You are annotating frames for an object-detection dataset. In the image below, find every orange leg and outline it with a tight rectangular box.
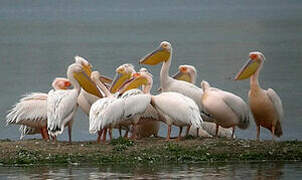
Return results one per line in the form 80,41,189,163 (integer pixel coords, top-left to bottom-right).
272,126,275,142
256,125,260,141
177,127,183,141
130,124,137,140
97,129,104,143
40,128,45,139
124,130,129,138
102,128,107,142
166,125,172,141
185,125,191,137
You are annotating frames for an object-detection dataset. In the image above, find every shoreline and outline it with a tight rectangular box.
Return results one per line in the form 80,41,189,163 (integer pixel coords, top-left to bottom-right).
0,137,301,166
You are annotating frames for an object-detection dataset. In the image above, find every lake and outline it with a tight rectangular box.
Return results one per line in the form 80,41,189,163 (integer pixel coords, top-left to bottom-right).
0,0,301,178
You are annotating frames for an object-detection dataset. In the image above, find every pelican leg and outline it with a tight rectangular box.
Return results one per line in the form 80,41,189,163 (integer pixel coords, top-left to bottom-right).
40,128,46,139
177,127,183,141
166,125,172,141
68,121,72,144
130,124,137,140
124,130,129,138
256,125,260,141
231,126,235,139
51,135,57,141
272,126,276,142
42,126,50,141
196,128,199,137
109,128,113,141
97,129,104,143
102,128,107,142
185,125,191,137
215,123,219,137
119,126,122,137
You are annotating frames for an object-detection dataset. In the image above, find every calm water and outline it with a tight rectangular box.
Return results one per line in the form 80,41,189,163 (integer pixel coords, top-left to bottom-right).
0,162,302,179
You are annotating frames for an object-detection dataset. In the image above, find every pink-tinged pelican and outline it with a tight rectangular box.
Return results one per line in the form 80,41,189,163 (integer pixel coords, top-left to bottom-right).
139,41,209,121
172,65,237,138
201,80,250,138
47,63,85,143
89,71,151,142
6,78,71,140
119,70,203,141
235,51,283,141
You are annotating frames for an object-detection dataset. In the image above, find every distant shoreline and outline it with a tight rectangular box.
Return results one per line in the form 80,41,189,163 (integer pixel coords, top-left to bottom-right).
0,137,301,166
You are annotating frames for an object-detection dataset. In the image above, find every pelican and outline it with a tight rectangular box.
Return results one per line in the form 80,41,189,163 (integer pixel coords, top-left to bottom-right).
139,41,209,121
118,68,161,139
75,56,112,115
201,80,250,138
89,71,150,142
47,63,85,143
171,65,236,138
235,51,283,141
119,70,203,140
6,77,71,140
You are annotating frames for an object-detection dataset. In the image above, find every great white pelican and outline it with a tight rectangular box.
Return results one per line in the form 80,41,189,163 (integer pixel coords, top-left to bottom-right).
47,63,86,143
235,51,283,141
6,78,71,140
139,41,209,121
119,70,203,141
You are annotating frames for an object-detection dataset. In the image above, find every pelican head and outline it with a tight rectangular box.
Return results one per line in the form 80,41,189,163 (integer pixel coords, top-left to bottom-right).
110,63,136,93
74,56,93,77
139,41,172,65
72,63,103,98
118,70,152,94
174,65,197,84
52,77,71,90
235,51,265,80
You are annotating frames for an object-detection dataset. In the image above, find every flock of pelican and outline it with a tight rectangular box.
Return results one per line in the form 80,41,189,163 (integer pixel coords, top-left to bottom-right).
6,41,283,143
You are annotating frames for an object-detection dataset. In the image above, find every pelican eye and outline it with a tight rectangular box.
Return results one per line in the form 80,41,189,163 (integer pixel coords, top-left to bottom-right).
249,54,258,60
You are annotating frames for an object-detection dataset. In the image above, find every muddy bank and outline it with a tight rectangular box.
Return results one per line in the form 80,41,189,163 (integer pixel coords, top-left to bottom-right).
0,137,301,166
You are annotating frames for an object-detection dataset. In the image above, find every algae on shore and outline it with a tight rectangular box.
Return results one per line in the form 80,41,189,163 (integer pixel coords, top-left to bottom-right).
0,137,301,166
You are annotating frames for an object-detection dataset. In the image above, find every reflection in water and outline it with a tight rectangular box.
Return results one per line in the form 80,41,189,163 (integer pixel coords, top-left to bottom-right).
0,162,301,179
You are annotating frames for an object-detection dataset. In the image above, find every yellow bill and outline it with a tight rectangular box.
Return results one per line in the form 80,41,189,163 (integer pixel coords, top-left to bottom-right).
119,76,148,94
139,46,170,65
235,59,261,80
110,73,132,93
73,71,103,98
173,71,192,83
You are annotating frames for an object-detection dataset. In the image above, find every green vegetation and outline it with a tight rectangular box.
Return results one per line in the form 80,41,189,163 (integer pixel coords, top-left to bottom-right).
0,138,301,166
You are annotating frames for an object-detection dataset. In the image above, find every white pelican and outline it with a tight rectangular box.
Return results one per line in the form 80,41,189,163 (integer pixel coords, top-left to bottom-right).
171,65,236,138
119,70,203,140
74,56,111,115
6,77,71,140
47,63,85,143
235,51,283,140
89,71,150,142
118,68,161,139
139,41,210,121
201,80,250,138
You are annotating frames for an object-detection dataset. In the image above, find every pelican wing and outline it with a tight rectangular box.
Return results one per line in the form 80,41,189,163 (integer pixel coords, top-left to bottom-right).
19,125,40,139
221,90,250,129
266,88,284,121
6,93,48,127
153,92,203,128
47,89,78,135
123,94,152,119
89,97,125,133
